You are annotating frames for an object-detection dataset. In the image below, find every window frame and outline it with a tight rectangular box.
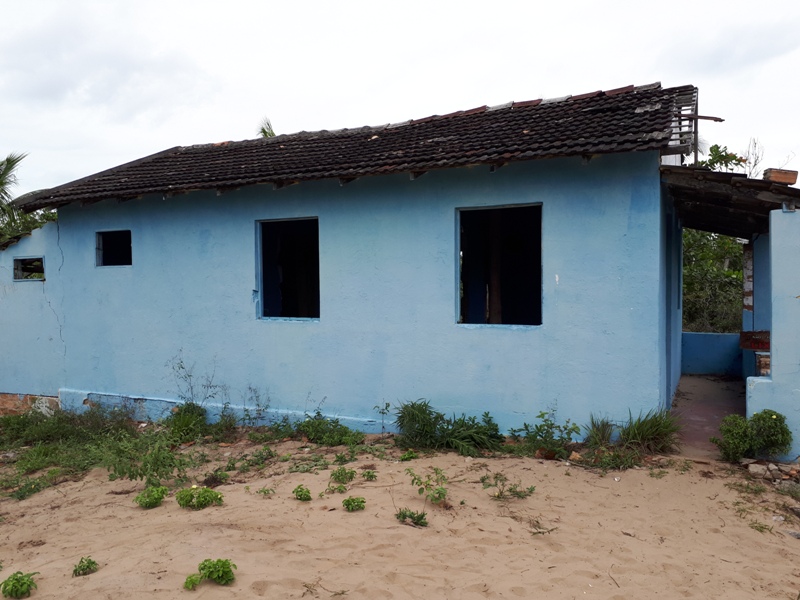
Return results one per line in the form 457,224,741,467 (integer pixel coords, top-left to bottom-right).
457,203,543,327
95,230,133,267
12,256,45,282
257,217,321,321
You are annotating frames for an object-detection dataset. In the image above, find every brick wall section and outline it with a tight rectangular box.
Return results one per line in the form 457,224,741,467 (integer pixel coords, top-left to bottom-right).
0,393,59,415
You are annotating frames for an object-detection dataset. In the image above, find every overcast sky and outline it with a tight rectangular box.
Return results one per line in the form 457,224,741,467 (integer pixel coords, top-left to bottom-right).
4,0,800,197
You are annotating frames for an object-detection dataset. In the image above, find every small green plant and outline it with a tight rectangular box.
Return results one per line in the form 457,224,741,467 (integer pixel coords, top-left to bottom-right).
508,410,580,459
395,508,428,527
1,571,39,598
256,487,275,497
175,486,224,510
399,450,418,461
649,469,669,479
582,445,642,471
374,402,392,434
184,558,237,590
712,409,792,462
480,472,535,499
293,484,312,502
406,467,448,505
288,454,329,474
134,486,169,509
327,484,348,494
330,467,357,484
618,409,681,455
342,496,366,511
72,556,99,577
201,469,230,487
362,470,377,481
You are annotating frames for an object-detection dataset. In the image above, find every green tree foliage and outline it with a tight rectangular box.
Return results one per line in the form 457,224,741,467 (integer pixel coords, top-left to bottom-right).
0,152,55,247
683,229,743,333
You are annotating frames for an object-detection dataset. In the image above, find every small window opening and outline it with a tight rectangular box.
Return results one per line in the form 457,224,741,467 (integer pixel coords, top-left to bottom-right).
13,257,45,281
260,219,320,318
459,205,542,325
96,230,132,266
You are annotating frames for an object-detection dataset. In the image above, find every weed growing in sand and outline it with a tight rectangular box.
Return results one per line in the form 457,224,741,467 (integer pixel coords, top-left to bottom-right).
293,485,312,502
288,454,329,474
726,481,767,496
134,486,169,509
184,558,237,590
749,521,773,534
295,410,365,446
583,414,615,449
362,470,377,481
342,496,366,511
406,467,448,505
649,469,669,479
326,484,348,494
399,450,418,461
777,483,800,502
1,571,39,598
395,508,428,527
394,400,503,456
618,409,681,455
330,467,356,485
176,486,224,510
508,410,580,460
103,430,189,487
480,472,536,499
256,487,275,497
72,556,99,577
201,468,230,487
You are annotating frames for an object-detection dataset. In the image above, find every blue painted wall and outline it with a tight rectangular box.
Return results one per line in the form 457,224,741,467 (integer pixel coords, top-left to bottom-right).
0,222,65,396
1,152,674,432
747,209,800,460
681,332,742,376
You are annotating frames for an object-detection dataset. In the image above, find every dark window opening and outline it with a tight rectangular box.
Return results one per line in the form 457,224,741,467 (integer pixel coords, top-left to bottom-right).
13,257,45,281
460,205,542,325
261,219,320,318
96,230,132,266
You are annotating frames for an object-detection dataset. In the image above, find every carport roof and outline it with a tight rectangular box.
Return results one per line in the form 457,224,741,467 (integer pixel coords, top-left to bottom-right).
661,166,800,239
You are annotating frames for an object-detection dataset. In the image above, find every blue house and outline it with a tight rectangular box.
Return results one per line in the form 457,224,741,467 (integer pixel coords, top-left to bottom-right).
2,82,799,455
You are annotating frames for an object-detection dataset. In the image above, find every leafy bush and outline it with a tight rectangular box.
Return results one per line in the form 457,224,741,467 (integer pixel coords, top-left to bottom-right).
0,571,38,598
618,409,681,454
175,486,224,510
395,508,427,527
394,400,503,457
329,467,356,484
134,486,169,509
164,402,208,442
293,485,312,502
711,409,792,462
508,411,580,459
342,496,366,511
295,411,365,446
184,558,237,590
103,430,188,487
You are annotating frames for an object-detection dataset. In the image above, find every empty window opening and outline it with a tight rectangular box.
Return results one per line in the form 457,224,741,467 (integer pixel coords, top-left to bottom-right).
96,230,132,266
13,257,45,281
260,219,320,318
460,205,542,325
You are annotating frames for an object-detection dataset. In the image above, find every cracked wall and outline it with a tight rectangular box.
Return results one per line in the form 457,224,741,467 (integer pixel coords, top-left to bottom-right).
0,221,66,396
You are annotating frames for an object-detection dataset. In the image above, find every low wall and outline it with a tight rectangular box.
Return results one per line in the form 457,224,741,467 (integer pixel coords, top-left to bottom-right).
681,332,742,377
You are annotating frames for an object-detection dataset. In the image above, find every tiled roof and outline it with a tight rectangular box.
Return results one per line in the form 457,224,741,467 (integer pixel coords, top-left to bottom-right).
18,83,697,212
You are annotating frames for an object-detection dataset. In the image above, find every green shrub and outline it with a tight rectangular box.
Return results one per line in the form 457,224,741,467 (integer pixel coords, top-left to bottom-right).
395,508,427,527
295,411,365,446
134,486,169,509
394,400,503,457
330,467,356,484
175,486,224,510
184,558,237,590
342,496,366,511
618,409,681,454
293,484,312,501
508,411,580,459
711,409,792,462
164,402,208,442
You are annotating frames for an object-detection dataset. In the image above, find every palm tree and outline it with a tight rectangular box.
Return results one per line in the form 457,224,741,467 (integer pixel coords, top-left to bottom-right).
0,152,26,204
258,117,276,138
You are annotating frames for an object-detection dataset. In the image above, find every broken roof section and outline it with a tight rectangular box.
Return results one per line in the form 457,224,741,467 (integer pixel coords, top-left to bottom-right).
18,83,697,212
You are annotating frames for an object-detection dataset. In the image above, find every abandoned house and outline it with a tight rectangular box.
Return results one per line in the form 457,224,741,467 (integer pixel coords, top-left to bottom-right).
2,82,799,457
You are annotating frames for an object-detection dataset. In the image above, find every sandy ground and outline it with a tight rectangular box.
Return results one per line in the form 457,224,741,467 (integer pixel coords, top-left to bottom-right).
3,434,800,600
